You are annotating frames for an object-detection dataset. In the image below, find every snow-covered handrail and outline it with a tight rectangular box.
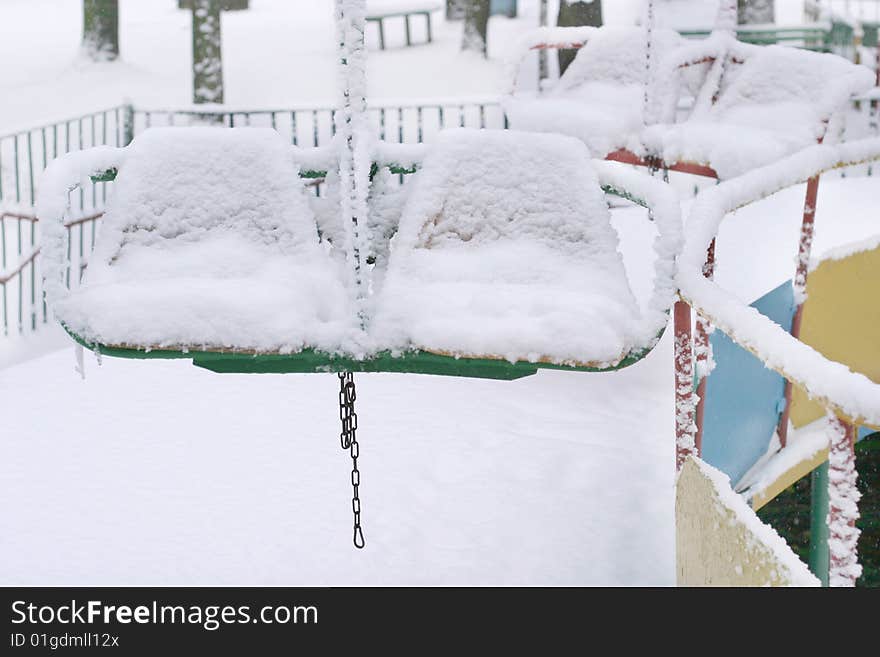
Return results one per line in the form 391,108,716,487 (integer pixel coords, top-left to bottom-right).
35,147,126,308
594,162,682,346
678,137,880,429
504,26,598,95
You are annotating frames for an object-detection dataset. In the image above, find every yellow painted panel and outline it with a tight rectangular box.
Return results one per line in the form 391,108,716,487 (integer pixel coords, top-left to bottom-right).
791,243,880,431
676,457,818,586
749,447,828,511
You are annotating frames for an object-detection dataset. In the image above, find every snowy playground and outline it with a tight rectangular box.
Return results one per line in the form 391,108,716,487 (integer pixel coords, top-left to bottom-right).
1,0,879,587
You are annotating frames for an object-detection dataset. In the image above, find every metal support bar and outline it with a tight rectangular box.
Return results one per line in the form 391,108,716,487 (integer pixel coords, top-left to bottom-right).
675,299,697,470
693,239,716,453
777,173,821,447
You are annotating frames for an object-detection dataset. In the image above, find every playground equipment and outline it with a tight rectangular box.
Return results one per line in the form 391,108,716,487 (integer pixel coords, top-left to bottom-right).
31,0,880,583
37,0,682,549
676,137,880,586
506,2,874,177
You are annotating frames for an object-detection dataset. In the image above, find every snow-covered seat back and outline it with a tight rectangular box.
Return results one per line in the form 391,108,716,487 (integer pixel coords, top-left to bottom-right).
712,45,873,122
93,128,317,254
552,26,685,95
505,27,693,157
643,45,875,178
54,128,353,353
372,129,653,367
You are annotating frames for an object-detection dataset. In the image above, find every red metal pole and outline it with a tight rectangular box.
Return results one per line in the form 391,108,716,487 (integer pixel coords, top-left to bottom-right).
674,300,697,471
827,415,861,587
693,239,716,454
777,173,821,448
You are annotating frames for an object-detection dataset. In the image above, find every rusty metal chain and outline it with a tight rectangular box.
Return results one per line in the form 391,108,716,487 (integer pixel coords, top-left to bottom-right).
338,371,365,549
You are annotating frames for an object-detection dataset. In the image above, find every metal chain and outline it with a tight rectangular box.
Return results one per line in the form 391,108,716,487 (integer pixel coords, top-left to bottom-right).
338,371,365,549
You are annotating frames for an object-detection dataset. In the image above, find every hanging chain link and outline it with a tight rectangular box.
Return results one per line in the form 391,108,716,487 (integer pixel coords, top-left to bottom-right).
338,371,365,549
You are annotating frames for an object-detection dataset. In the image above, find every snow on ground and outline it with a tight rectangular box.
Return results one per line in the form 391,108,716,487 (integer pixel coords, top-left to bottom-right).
0,306,676,586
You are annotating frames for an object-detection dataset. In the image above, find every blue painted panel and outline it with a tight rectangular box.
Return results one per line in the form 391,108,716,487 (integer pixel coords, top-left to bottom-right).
702,281,796,485
491,0,517,17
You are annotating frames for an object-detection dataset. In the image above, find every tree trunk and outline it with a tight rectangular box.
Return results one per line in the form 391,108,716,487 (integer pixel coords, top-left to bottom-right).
447,0,465,20
557,0,602,75
737,0,775,24
462,0,490,57
82,0,119,61
538,0,549,81
179,0,248,9
192,0,224,105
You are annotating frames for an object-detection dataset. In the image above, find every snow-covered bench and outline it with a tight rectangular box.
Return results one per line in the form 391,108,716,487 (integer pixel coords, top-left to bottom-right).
365,0,442,50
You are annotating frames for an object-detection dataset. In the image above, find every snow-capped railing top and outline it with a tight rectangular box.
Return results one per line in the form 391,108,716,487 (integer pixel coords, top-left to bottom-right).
678,137,880,429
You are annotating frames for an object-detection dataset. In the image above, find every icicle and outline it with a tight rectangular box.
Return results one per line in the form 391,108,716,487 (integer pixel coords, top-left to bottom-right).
74,344,85,380
826,414,862,587
94,347,103,367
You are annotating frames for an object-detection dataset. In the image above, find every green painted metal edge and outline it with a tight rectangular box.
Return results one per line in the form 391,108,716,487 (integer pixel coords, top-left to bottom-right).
63,324,652,380
90,168,118,183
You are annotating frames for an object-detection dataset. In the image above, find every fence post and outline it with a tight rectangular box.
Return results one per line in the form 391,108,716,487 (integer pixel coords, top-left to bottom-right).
122,103,135,146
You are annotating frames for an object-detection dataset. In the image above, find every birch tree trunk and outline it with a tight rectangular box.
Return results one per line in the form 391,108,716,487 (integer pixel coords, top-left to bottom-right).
192,0,224,104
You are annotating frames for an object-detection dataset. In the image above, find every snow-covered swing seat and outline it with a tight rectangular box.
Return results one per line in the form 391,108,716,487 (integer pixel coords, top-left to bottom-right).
506,21,874,179
39,127,682,380
503,25,697,159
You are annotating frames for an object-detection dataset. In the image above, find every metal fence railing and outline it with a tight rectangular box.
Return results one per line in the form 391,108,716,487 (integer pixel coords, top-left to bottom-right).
0,106,131,337
131,97,508,147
